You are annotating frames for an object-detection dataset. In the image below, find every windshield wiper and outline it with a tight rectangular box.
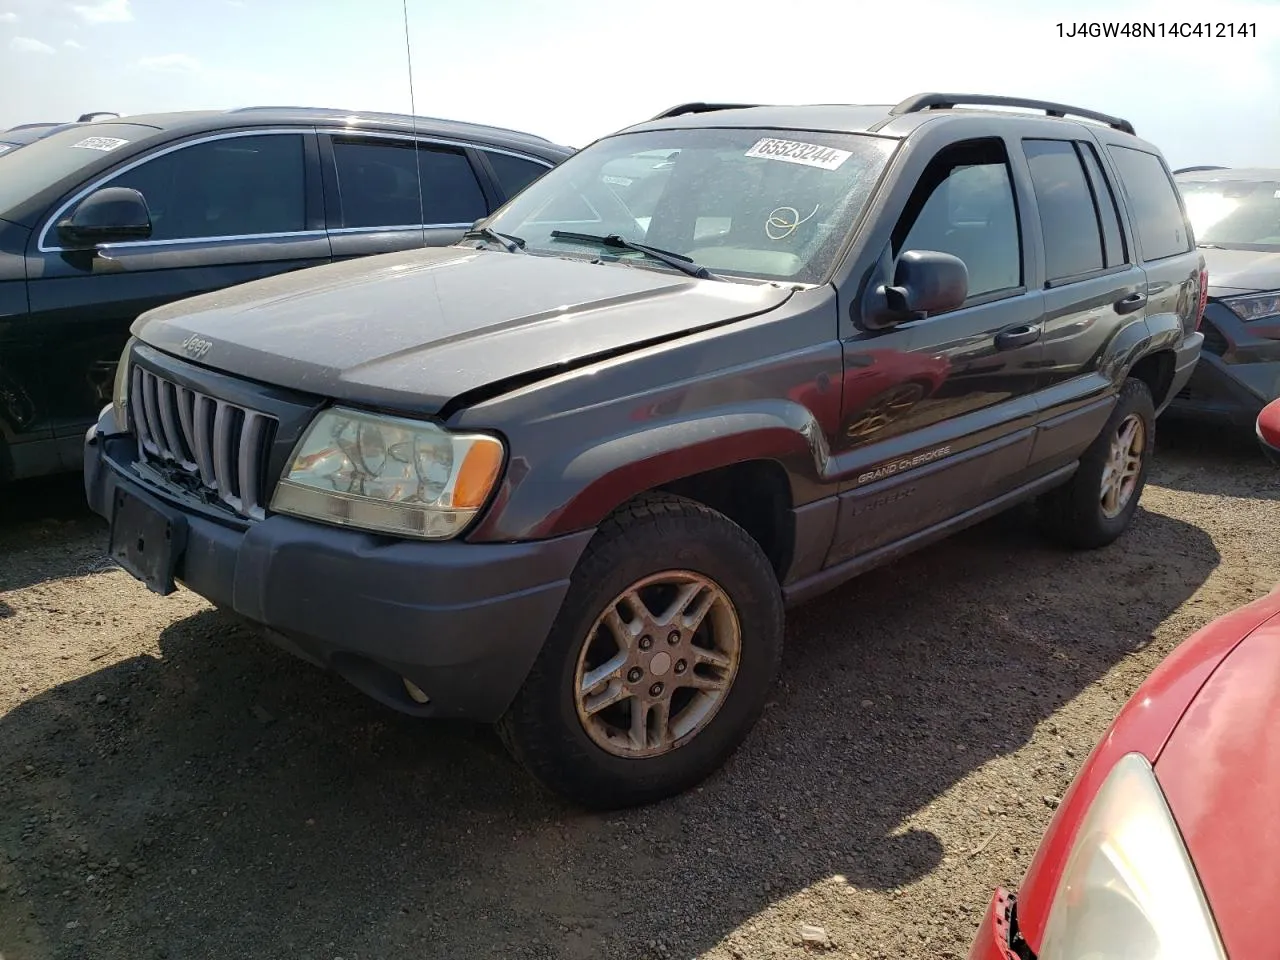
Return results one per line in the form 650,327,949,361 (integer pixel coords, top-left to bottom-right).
549,230,720,280
462,225,526,253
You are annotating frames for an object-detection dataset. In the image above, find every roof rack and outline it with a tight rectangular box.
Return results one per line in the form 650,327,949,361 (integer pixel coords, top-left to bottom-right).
889,93,1136,136
77,112,119,123
651,102,760,120
1173,165,1228,175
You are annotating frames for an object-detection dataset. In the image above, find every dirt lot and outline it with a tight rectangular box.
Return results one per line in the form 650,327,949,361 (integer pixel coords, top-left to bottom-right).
1,422,1277,960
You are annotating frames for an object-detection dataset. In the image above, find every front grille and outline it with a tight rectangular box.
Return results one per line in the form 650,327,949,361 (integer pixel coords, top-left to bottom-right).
1201,320,1228,357
129,367,278,520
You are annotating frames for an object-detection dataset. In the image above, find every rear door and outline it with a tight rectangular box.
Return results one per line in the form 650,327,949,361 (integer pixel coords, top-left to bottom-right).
25,128,329,464
319,133,494,260
1019,134,1150,474
828,134,1046,564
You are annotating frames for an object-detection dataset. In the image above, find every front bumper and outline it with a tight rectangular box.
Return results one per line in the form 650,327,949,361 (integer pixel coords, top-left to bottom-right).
968,888,1022,960
84,411,594,722
1166,352,1278,426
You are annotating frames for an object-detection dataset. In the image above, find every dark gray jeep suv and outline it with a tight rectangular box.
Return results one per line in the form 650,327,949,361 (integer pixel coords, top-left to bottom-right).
84,93,1205,808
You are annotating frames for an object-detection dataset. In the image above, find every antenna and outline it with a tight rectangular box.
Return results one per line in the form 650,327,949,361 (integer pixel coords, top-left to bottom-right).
402,0,426,247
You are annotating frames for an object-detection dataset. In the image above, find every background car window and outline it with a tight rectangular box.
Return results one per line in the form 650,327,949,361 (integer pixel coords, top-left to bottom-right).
1179,177,1280,251
332,139,424,228
109,134,306,241
332,140,488,227
418,148,488,224
1076,140,1127,267
895,141,1021,299
1023,139,1105,281
485,151,550,199
1107,145,1193,261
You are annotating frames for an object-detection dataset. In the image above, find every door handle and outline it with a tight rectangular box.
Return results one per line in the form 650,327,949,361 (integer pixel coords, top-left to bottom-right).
994,324,1042,350
1114,292,1148,315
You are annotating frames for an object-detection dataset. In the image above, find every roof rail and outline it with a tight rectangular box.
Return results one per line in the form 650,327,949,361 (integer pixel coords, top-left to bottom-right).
651,102,760,120
1173,165,1229,175
890,93,1136,136
77,111,119,123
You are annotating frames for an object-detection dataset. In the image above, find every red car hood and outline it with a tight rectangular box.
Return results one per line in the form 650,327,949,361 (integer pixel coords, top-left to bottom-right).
1155,608,1280,960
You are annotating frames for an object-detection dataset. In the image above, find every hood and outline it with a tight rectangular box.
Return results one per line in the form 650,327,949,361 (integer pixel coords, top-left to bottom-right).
1154,602,1280,960
1201,246,1280,295
133,246,794,414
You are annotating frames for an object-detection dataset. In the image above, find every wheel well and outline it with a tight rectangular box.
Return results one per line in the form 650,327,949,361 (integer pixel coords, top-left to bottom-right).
655,459,794,582
1128,351,1176,408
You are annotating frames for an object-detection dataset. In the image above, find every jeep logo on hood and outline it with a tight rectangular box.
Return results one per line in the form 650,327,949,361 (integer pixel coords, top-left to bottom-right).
180,334,213,360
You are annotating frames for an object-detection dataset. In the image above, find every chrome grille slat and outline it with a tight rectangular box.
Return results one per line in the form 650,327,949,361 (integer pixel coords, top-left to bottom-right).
127,367,277,521
156,380,195,471
192,394,216,487
239,412,268,519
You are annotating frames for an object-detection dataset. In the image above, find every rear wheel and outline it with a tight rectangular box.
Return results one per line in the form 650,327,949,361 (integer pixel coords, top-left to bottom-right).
1039,377,1155,549
497,493,783,809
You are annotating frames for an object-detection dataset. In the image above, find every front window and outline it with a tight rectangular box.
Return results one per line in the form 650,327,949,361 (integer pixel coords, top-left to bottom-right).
1179,176,1280,252
484,127,897,284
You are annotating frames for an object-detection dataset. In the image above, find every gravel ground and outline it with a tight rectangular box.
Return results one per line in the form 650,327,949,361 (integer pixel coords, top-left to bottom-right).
1,422,1277,960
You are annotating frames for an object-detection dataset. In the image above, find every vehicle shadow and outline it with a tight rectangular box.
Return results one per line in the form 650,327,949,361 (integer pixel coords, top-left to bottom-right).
0,473,107,609
1154,418,1280,500
0,505,1219,959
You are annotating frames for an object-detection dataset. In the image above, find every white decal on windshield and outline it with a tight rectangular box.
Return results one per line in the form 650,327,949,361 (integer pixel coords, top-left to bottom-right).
765,203,819,240
602,175,633,187
745,137,851,170
71,136,130,152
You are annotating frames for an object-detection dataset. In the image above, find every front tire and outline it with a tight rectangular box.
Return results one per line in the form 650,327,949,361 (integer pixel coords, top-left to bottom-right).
497,493,784,810
1039,377,1156,549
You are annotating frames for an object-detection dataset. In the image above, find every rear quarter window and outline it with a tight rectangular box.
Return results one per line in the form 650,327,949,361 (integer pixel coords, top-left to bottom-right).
1106,145,1192,261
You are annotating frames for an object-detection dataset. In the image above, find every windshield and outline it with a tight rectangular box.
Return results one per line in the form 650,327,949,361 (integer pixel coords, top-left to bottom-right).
484,127,897,284
1179,176,1280,252
0,122,157,222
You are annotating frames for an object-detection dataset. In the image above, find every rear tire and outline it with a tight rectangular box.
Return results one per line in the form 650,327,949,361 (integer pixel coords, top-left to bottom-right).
1039,377,1155,549
497,493,784,810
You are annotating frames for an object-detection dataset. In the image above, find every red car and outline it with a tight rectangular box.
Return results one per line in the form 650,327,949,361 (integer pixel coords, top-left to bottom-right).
969,584,1280,960
1258,396,1280,464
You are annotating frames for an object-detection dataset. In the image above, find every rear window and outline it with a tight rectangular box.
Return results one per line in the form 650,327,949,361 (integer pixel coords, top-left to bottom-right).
1107,146,1192,261
1024,139,1105,281
0,122,158,224
484,151,550,199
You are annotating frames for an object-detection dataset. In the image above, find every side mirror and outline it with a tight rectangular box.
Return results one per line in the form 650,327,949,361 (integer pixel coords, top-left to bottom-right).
57,187,152,248
863,249,969,330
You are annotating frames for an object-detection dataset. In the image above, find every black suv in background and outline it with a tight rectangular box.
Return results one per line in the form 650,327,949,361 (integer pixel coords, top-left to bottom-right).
1166,166,1280,426
0,107,572,482
87,93,1203,808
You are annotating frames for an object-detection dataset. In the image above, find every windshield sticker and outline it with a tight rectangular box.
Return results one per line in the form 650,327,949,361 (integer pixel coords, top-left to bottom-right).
745,137,852,170
70,136,130,152
602,175,633,187
766,203,819,240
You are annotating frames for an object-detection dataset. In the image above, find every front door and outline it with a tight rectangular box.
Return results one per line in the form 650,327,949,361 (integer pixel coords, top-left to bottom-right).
24,129,330,467
828,136,1046,564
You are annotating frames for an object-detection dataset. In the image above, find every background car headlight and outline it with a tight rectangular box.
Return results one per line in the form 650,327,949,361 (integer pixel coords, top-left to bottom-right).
1038,752,1226,960
112,338,135,429
270,407,505,540
1221,290,1280,323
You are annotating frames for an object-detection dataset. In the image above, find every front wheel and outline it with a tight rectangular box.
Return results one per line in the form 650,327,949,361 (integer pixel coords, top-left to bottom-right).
1038,377,1156,549
496,493,784,809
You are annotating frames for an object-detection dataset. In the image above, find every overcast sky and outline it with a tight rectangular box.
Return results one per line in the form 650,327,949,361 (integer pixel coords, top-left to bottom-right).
1,0,1277,168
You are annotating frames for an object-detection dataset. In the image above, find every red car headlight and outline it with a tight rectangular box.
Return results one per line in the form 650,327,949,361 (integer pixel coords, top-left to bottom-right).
1037,753,1225,960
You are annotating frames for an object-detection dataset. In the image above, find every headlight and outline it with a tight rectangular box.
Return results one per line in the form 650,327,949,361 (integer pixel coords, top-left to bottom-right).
1038,753,1226,960
270,407,505,540
1221,290,1280,323
112,338,135,429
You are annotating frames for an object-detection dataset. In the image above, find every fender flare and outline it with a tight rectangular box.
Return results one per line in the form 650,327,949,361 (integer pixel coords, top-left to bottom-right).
468,400,829,542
